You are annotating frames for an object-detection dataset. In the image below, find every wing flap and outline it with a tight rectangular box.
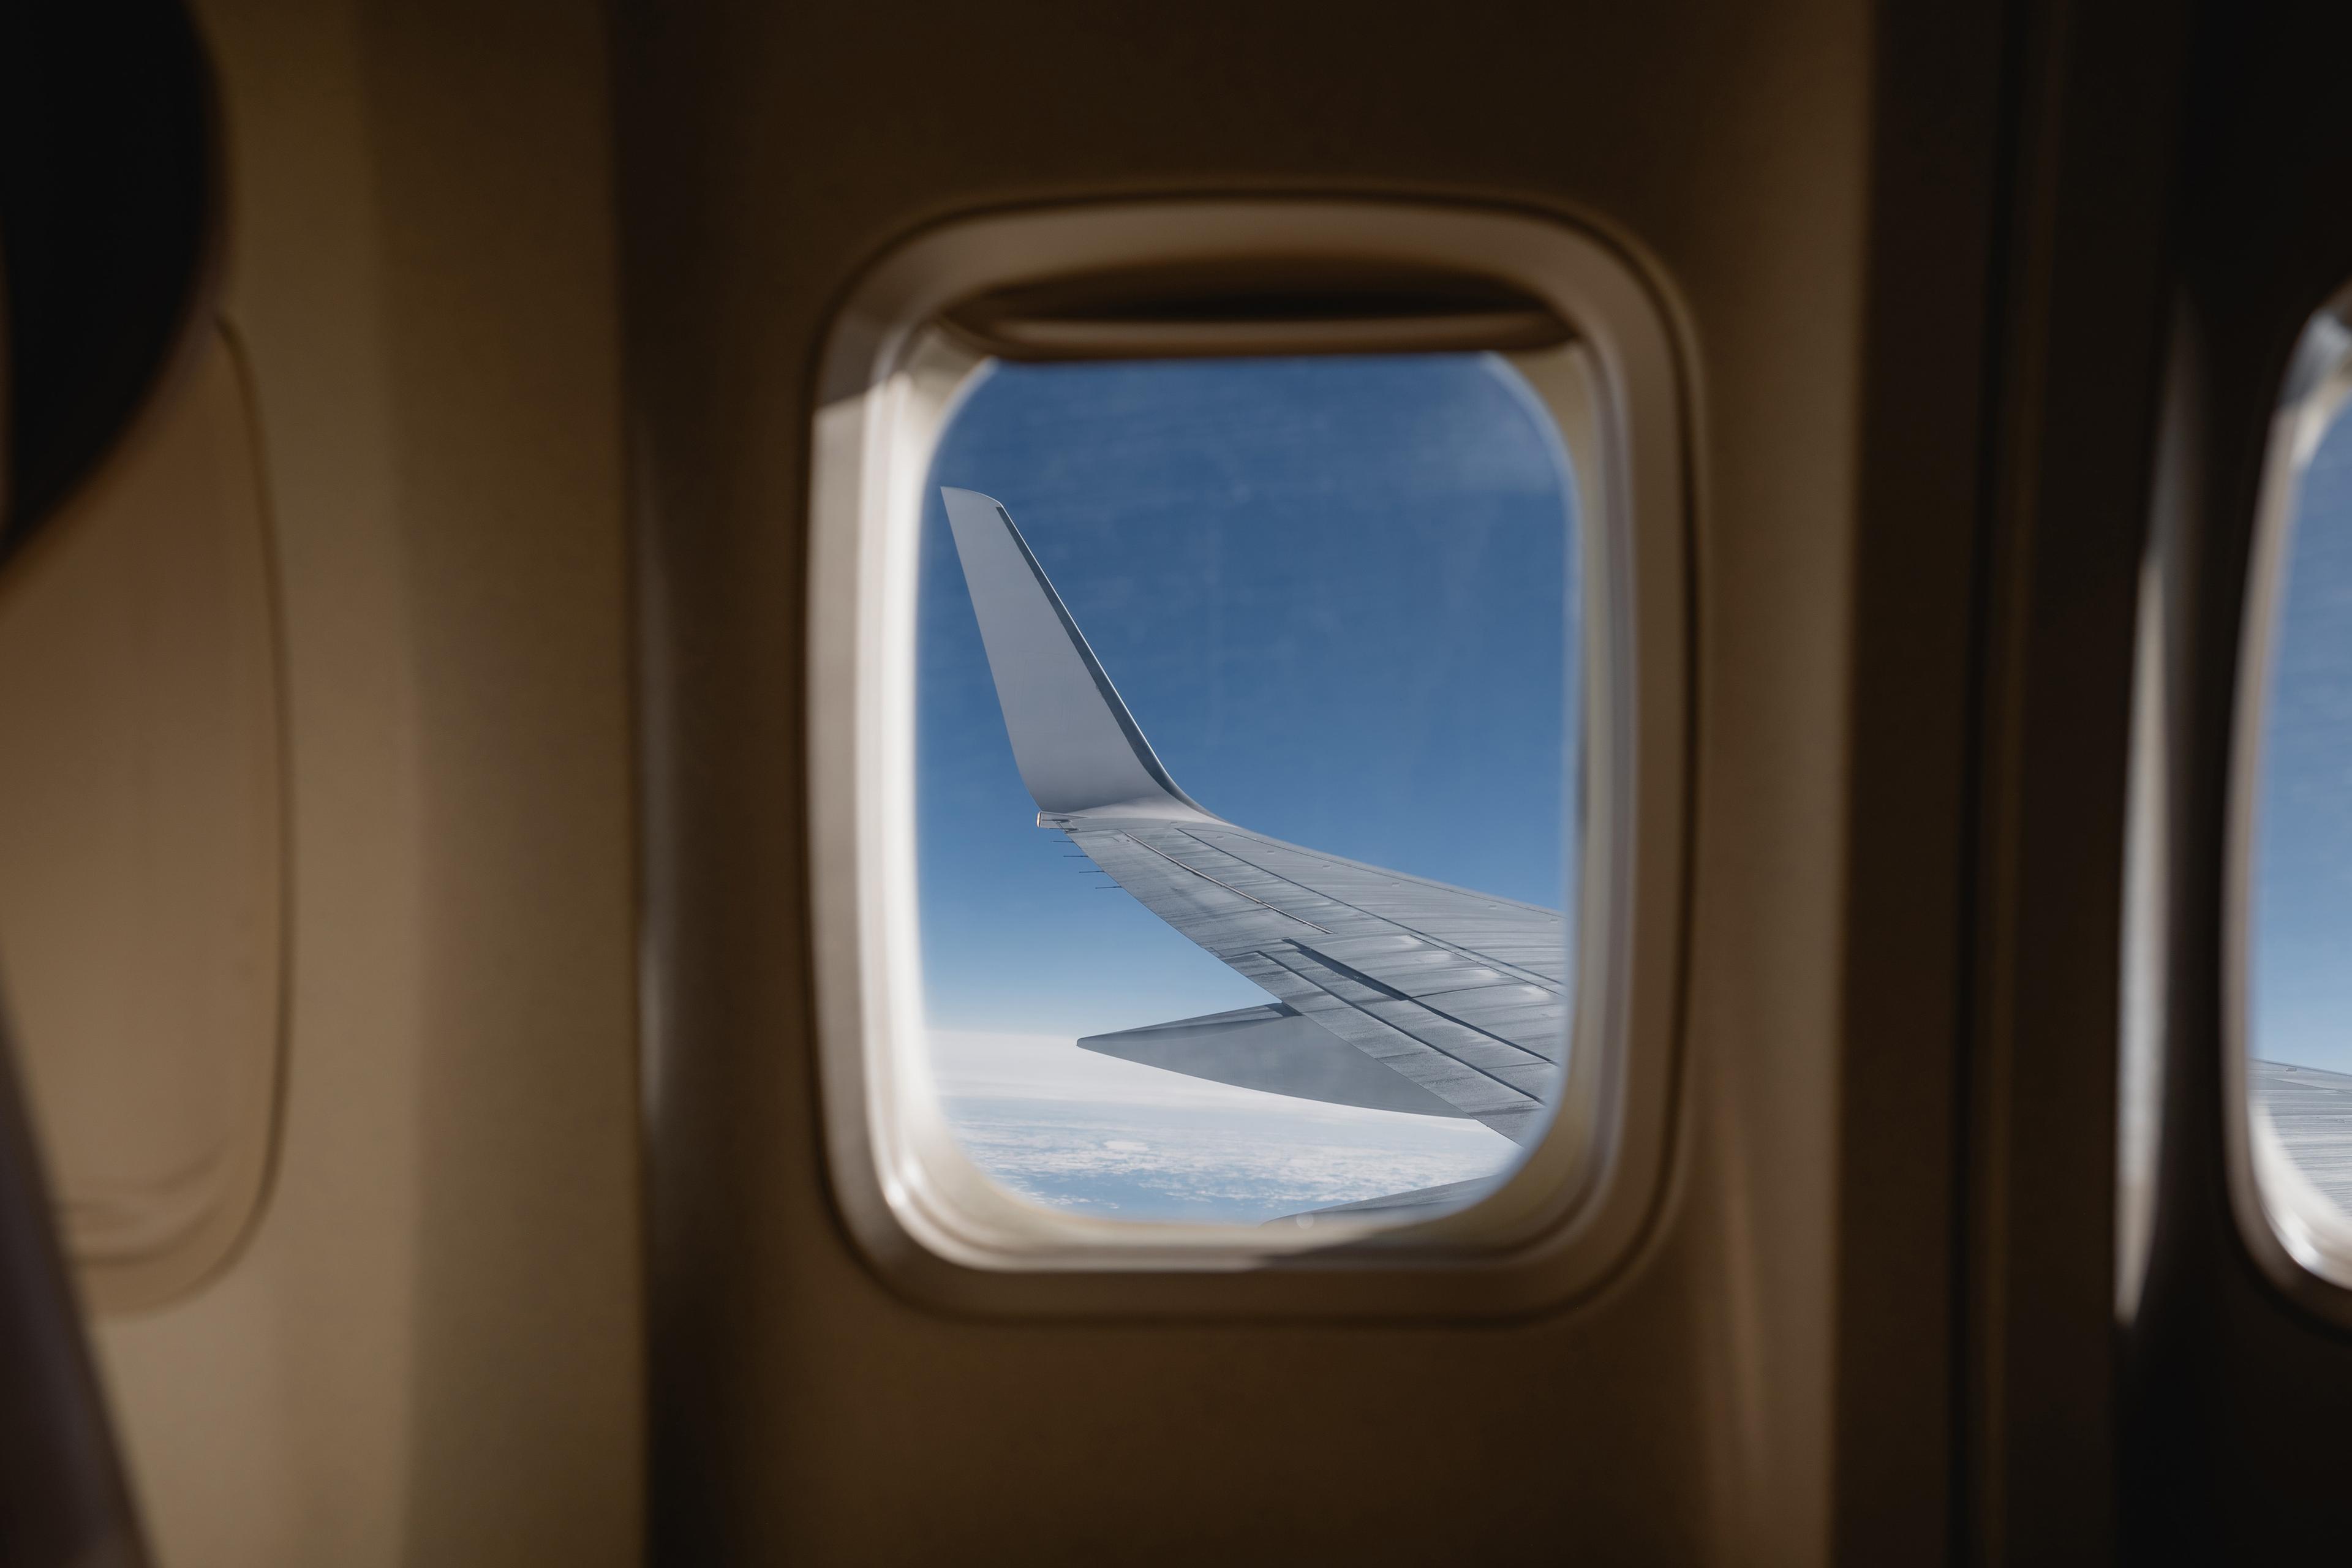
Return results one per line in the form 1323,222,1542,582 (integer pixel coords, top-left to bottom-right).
1075,821,1560,1143
1077,1005,1471,1118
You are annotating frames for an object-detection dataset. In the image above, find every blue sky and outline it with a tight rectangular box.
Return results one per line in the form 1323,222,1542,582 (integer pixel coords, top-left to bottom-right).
2253,397,2352,1074
916,352,1579,1039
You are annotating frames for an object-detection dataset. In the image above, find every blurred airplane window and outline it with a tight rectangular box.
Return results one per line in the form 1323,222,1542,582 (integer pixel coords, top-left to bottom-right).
2247,299,2352,1256
916,351,1580,1229
0,330,284,1311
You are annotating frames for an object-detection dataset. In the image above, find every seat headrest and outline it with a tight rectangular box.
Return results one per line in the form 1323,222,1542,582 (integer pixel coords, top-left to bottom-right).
0,1,217,564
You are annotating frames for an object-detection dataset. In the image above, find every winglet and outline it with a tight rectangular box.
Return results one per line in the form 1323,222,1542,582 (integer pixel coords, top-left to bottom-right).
940,488,1210,820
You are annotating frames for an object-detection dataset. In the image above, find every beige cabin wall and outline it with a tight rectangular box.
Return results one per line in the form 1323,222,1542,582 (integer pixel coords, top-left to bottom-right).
86,1,643,1564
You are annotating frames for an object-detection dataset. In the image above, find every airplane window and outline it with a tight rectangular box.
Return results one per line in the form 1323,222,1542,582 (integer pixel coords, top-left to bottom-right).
915,351,1580,1231
2242,293,2352,1275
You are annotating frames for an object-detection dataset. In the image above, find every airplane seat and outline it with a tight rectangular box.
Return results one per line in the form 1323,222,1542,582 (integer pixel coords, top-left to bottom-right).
1,0,217,555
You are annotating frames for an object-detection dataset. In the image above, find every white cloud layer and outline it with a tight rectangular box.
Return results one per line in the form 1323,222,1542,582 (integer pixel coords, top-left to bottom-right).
929,1030,1519,1223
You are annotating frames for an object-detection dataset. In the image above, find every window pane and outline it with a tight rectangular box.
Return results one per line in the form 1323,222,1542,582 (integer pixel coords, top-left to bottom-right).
2251,314,2352,1226
916,352,1579,1228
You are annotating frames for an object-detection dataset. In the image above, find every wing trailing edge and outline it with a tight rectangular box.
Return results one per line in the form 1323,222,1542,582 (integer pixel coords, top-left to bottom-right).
1077,1005,1472,1119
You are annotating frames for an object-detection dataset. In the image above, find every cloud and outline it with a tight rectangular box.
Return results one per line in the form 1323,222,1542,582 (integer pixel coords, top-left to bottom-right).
943,1096,1512,1224
929,1028,1515,1131
929,1029,1520,1223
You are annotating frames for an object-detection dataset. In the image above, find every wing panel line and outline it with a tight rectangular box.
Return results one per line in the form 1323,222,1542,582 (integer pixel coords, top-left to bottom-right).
1100,830,1332,933
1287,942,1556,1068
1255,944,1546,1111
1166,827,1567,994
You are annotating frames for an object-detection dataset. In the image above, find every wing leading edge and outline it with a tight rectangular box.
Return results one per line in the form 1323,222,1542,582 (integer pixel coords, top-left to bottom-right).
939,487,1566,1146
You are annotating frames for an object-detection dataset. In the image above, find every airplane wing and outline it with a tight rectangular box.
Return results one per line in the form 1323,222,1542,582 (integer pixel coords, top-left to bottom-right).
938,487,1566,1147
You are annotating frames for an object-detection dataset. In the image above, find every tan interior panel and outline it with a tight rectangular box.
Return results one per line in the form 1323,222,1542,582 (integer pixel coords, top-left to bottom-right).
71,1,646,1563
0,329,285,1315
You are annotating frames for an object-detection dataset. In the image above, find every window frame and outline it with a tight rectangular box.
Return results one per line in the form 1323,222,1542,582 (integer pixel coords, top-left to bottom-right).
805,200,1691,1317
2224,282,2352,1314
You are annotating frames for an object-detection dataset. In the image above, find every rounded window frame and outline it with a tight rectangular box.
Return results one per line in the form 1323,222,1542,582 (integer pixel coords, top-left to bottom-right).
806,200,1691,1317
2225,282,2352,1315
